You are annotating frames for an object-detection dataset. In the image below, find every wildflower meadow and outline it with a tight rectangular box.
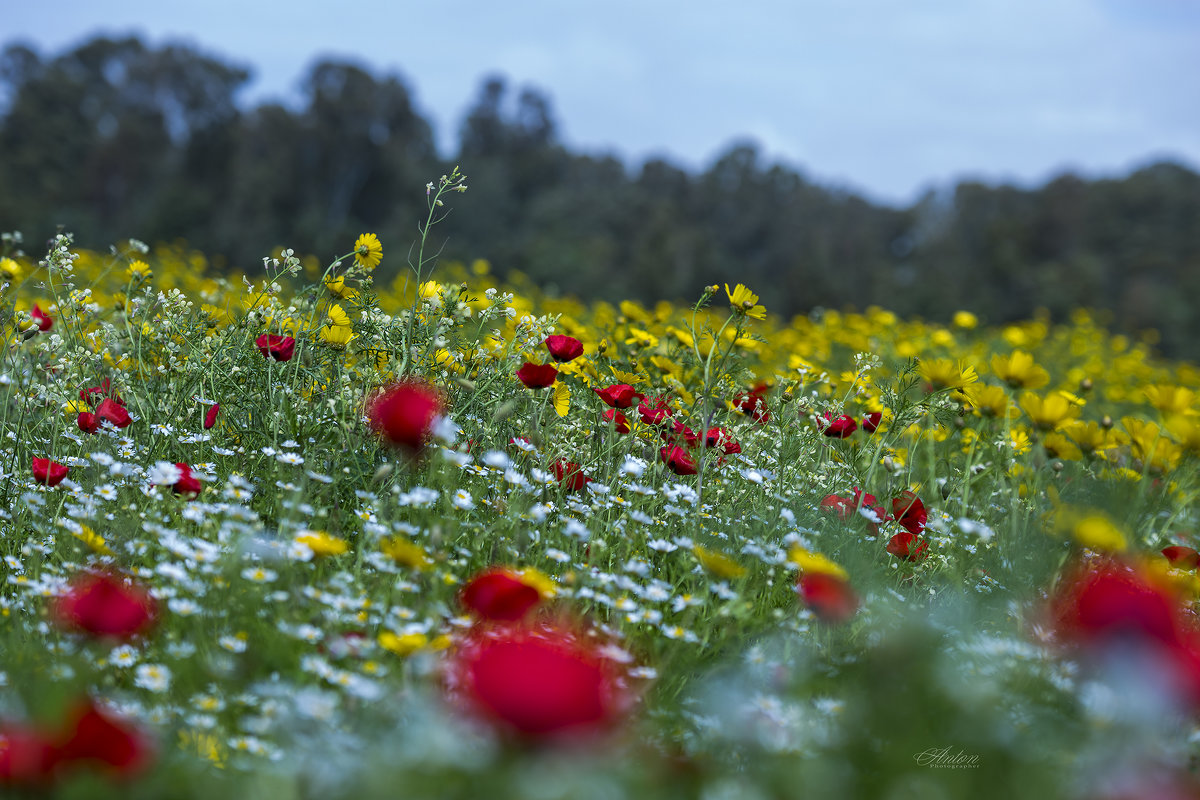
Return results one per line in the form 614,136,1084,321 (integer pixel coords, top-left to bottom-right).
1,169,1199,798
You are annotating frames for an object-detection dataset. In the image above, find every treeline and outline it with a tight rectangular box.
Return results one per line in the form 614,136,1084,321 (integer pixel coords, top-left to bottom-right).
2,35,1199,358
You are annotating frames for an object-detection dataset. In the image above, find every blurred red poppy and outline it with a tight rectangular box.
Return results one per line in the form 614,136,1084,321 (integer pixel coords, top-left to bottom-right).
660,445,698,476
862,411,883,433
891,491,928,534
203,403,220,430
799,573,859,623
446,622,628,740
1162,546,1200,569
96,398,131,429
821,413,858,438
30,304,53,332
55,699,153,779
461,569,543,622
367,380,444,452
52,571,157,640
553,460,591,491
886,531,929,561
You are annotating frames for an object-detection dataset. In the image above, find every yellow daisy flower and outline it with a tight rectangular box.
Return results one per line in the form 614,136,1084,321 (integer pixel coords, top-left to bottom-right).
724,283,766,320
353,233,383,271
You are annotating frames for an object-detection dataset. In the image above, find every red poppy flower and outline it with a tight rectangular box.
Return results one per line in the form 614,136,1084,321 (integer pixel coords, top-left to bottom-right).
821,413,858,438
0,723,58,787
862,411,883,433
255,333,295,362
30,304,53,332
637,398,672,426
553,460,591,491
52,572,157,640
886,531,929,561
544,335,584,363
1051,560,1182,649
96,398,131,429
203,403,220,430
171,463,203,499
601,409,631,434
661,420,699,449
367,380,444,452
734,383,771,424
798,573,859,623
79,378,122,407
55,699,153,779
446,622,628,740
593,384,641,409
77,413,100,434
891,491,928,535
461,569,543,622
660,445,698,476
1162,546,1200,569
516,362,558,389
31,458,69,487
704,427,742,455
820,494,855,521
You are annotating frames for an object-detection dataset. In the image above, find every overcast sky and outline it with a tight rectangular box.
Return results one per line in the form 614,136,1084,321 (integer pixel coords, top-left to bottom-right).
7,0,1199,204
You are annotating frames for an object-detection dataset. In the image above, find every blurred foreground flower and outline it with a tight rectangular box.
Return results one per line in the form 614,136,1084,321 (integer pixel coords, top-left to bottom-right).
445,622,630,741
798,572,859,623
460,568,546,622
52,571,158,640
367,380,444,453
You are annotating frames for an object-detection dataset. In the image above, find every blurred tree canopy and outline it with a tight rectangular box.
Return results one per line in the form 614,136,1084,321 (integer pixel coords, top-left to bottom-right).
2,36,1199,359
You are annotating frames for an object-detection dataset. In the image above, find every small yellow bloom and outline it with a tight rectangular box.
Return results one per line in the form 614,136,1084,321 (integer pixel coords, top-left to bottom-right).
126,260,152,282
1042,432,1082,461
0,257,22,284
693,545,747,579
552,381,570,417
296,530,349,558
1019,391,1080,431
724,284,766,320
353,233,383,271
788,547,849,581
381,537,431,570
952,310,978,330
73,524,113,556
320,304,355,349
1073,514,1128,553
324,274,354,299
920,359,979,392
378,631,428,657
991,350,1050,390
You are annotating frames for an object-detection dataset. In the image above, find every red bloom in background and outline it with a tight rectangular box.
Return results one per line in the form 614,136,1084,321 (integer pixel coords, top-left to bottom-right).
30,304,53,332
886,531,929,561
171,463,203,498
862,411,883,433
96,398,131,429
461,569,544,622
367,380,444,452
637,397,672,426
544,335,584,363
821,488,889,533
52,572,157,640
516,362,558,389
660,445,698,476
31,458,69,487
77,413,100,434
255,333,295,362
446,622,628,740
593,384,641,409
79,379,122,407
553,460,591,491
704,427,741,455
0,723,58,788
55,699,153,779
798,573,859,624
661,420,699,449
821,413,858,438
891,491,928,535
203,403,220,430
1162,546,1200,569
601,409,631,434
734,383,771,424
